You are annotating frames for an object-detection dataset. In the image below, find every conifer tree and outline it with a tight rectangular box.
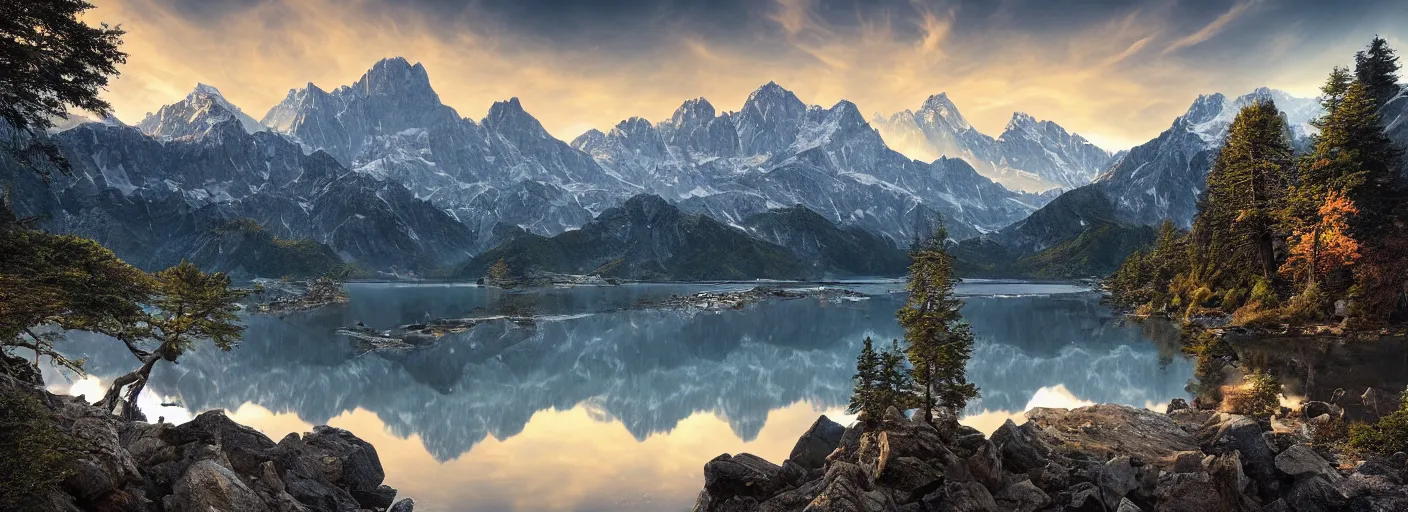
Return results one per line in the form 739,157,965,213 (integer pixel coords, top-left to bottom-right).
1200,100,1293,283
1355,36,1402,108
899,226,978,423
877,339,913,411
1,0,127,177
847,337,882,420
1316,67,1353,121
98,261,248,420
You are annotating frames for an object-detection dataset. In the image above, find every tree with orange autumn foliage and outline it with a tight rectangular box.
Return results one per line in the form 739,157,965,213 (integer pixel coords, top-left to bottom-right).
1280,190,1360,288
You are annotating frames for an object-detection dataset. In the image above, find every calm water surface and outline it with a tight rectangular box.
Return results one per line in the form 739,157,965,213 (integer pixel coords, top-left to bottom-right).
47,280,1193,512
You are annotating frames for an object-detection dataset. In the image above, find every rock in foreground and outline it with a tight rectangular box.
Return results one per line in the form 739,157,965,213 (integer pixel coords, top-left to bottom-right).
691,403,1408,512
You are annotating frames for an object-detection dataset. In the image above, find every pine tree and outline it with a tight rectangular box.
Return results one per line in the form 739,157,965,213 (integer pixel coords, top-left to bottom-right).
877,339,914,412
1355,36,1402,108
1316,67,1353,122
98,261,248,420
0,0,127,178
899,226,978,423
847,336,882,420
1200,100,1293,285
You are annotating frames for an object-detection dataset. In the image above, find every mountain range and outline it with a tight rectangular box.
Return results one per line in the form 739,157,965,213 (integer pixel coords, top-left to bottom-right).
8,56,1389,281
871,94,1118,193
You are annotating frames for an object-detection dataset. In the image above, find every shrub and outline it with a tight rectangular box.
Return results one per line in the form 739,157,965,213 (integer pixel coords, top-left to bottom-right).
1232,301,1282,327
1225,370,1281,418
1282,282,1329,324
1250,278,1279,307
1347,411,1408,455
0,389,78,511
1221,287,1247,310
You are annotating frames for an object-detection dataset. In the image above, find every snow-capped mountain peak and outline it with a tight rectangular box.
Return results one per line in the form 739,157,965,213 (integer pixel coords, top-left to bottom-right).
136,82,266,139
919,92,970,130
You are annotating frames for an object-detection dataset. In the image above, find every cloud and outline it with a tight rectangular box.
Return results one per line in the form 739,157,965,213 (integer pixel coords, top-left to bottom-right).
1161,0,1259,56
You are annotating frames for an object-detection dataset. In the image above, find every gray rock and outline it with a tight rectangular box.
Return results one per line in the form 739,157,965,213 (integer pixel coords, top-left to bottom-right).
1166,398,1189,413
1097,456,1139,509
992,480,1050,512
702,453,786,506
163,459,267,512
923,480,997,512
789,415,846,471
352,484,398,510
874,456,943,503
1275,445,1342,482
1203,413,1278,499
1116,497,1145,512
964,439,1005,494
1286,475,1347,512
1067,481,1105,512
989,419,1047,474
806,461,893,512
1300,401,1339,420
389,498,415,512
1154,472,1224,512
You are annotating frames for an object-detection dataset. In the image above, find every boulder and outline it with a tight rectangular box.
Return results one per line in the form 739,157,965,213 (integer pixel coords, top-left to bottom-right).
758,479,823,512
874,456,943,503
992,480,1050,512
1025,405,1198,467
1286,475,1346,512
352,484,398,510
1166,398,1189,413
702,453,786,505
162,459,267,512
1335,460,1408,511
1202,414,1278,499
1153,472,1226,512
922,480,997,512
302,425,386,494
1299,402,1340,421
805,461,892,512
1066,481,1104,512
789,415,846,471
1031,461,1071,493
963,439,1005,494
989,419,1047,474
1097,456,1139,509
1275,445,1342,483
389,498,415,512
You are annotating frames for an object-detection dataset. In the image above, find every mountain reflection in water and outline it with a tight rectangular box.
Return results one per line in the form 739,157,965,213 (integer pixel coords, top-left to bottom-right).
46,280,1193,512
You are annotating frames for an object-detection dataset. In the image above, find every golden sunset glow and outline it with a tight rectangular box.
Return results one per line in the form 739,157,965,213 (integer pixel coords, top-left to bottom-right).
79,0,1406,151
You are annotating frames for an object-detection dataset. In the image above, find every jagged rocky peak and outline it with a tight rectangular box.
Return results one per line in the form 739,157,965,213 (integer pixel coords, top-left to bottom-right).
668,97,717,127
260,82,332,132
1180,92,1229,126
918,92,971,129
569,128,608,151
137,82,266,139
483,97,556,140
354,57,436,98
736,81,809,155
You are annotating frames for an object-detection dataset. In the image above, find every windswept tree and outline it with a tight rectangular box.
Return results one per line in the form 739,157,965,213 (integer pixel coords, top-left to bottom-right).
899,226,978,423
0,0,127,177
98,261,248,420
1,197,153,375
1201,99,1293,283
1355,36,1402,108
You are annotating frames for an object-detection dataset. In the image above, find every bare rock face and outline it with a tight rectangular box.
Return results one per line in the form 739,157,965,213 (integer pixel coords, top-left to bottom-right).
1025,404,1199,466
788,415,847,471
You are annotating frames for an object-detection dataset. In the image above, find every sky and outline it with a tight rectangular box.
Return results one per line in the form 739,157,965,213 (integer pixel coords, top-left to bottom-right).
82,0,1408,151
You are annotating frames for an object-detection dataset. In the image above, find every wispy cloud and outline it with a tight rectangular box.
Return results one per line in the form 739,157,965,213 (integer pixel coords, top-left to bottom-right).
1162,0,1259,56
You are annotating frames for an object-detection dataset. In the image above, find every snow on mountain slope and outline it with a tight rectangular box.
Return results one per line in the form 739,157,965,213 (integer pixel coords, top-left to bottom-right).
872,93,1113,193
137,83,266,139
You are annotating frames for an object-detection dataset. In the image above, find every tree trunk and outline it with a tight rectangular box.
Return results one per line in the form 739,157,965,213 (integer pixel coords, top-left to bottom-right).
922,364,934,425
99,351,162,416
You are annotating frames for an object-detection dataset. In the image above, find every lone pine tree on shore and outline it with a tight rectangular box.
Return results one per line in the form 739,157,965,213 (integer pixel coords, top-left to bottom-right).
898,226,978,424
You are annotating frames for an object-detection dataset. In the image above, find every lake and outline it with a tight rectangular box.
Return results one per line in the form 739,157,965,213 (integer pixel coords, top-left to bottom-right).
44,280,1194,512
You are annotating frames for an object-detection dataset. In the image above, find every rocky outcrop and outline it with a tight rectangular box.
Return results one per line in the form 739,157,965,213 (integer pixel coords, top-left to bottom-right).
690,403,1408,512
9,379,412,512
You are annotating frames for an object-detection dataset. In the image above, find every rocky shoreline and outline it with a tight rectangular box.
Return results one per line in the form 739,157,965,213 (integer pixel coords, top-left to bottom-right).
249,277,350,315
691,401,1408,512
2,365,412,512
